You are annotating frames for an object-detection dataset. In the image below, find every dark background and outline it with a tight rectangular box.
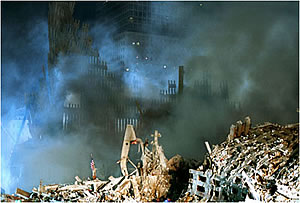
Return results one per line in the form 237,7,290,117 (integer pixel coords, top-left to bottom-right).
1,1,299,194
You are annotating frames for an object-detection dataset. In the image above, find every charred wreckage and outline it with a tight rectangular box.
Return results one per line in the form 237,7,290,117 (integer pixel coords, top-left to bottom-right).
2,117,299,202
2,2,299,202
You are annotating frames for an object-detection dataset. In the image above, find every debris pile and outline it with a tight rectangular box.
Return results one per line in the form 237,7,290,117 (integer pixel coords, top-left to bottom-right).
2,125,177,202
2,119,299,202
180,117,299,202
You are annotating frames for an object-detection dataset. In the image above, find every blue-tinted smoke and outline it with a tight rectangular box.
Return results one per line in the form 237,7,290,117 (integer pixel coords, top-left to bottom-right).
1,1,298,194
2,8,50,192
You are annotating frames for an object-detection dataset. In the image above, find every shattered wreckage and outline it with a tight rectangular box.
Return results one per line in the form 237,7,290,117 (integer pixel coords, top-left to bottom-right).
3,125,176,202
2,117,299,202
180,117,299,202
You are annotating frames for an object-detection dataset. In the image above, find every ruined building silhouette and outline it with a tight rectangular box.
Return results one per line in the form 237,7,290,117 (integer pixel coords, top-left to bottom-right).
25,2,238,140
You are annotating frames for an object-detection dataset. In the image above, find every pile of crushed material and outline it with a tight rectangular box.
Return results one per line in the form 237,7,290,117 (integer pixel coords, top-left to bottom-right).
2,118,299,202
179,117,299,202
2,126,184,202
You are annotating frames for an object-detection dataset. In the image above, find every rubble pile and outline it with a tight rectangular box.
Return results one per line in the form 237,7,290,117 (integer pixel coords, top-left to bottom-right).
2,126,177,202
2,120,299,202
180,117,299,202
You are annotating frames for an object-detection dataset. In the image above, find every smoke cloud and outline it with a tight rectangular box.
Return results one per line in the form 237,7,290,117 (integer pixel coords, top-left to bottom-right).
1,1,298,194
155,1,299,158
183,2,298,123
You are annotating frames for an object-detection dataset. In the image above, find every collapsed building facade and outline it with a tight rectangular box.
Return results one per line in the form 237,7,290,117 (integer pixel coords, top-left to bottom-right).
180,118,299,202
3,118,299,202
4,125,178,201
23,2,236,140
29,2,181,138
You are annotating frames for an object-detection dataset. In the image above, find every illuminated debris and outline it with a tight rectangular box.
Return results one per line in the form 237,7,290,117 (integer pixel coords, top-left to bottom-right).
3,120,298,202
2,125,177,202
15,188,30,200
180,117,299,202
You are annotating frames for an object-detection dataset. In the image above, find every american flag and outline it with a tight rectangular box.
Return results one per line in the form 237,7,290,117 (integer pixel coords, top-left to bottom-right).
90,158,95,171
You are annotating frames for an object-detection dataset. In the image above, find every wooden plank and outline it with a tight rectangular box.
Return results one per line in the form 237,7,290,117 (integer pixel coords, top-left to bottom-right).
16,188,31,199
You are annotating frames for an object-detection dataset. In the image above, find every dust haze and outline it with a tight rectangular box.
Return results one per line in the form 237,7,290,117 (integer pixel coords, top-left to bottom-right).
1,2,298,193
